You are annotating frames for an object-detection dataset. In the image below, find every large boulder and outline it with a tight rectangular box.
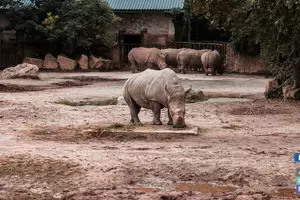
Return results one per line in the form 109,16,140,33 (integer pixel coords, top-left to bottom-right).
43,53,59,69
264,79,282,99
22,57,44,69
1,63,40,79
88,55,112,70
57,54,77,71
78,54,89,70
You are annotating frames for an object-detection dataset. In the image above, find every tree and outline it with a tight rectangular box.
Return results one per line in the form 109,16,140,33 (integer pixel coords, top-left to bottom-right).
192,0,300,87
5,0,64,41
49,0,120,56
4,0,120,56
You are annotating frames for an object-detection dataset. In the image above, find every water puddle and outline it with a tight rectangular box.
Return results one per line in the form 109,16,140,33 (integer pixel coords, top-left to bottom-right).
176,183,237,193
273,188,298,197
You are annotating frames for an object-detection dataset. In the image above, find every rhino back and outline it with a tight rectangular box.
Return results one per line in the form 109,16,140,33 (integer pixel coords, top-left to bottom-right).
128,47,158,64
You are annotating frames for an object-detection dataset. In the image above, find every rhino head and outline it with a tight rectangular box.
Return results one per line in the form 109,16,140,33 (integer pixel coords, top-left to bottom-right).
165,85,192,128
157,51,168,69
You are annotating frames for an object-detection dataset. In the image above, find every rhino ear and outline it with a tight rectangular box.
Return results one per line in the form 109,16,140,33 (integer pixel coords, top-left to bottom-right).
165,84,171,95
184,85,192,96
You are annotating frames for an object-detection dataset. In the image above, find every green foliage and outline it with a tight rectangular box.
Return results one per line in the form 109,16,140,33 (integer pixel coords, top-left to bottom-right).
4,0,120,56
192,0,300,86
170,0,192,41
49,0,120,56
42,12,59,32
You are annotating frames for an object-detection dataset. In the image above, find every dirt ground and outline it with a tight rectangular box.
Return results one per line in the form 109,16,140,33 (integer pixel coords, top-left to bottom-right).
0,71,300,200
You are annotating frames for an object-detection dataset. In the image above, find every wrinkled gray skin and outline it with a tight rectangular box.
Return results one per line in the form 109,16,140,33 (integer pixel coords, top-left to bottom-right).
201,50,222,76
158,48,187,68
128,47,167,73
123,68,192,128
176,49,210,74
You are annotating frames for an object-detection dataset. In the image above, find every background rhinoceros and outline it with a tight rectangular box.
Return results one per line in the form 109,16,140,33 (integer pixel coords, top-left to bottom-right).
201,50,223,76
176,49,210,74
127,47,167,73
158,48,187,69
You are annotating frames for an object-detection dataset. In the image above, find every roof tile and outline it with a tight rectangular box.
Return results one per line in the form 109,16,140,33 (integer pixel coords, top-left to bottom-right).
106,0,185,11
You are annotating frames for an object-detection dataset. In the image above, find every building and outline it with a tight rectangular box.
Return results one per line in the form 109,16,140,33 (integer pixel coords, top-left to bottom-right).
106,0,185,46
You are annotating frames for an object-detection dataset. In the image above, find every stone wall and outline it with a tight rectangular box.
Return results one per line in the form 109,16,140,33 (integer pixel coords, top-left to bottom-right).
225,45,270,74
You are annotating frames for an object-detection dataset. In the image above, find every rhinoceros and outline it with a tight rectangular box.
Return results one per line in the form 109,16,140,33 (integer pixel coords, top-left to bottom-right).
128,47,167,73
201,50,222,76
158,48,187,68
123,68,192,128
176,49,210,74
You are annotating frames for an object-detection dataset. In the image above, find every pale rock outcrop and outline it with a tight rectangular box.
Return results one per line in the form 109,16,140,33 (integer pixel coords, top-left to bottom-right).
1,63,40,79
57,54,77,71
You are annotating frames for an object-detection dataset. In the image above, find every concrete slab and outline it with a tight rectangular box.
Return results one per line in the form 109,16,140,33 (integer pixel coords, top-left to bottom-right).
113,126,200,135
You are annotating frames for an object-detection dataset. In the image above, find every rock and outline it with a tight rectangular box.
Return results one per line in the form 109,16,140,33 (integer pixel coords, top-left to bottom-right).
283,87,300,100
22,57,43,68
185,89,206,103
1,63,40,79
43,53,59,69
88,55,99,69
264,79,282,99
99,58,112,70
117,96,127,105
57,54,77,71
283,80,300,100
78,54,89,70
88,55,112,70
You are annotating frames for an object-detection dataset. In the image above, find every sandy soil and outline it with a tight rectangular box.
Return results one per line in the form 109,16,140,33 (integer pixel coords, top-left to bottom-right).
0,71,300,200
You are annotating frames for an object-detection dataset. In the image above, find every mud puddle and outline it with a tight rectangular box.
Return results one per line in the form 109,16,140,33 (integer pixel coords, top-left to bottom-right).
205,98,251,103
0,83,46,92
54,98,118,106
176,183,237,193
64,76,124,82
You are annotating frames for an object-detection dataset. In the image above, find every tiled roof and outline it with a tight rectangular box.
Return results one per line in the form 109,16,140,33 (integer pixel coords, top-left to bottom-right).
0,0,32,9
1,0,186,11
105,0,185,11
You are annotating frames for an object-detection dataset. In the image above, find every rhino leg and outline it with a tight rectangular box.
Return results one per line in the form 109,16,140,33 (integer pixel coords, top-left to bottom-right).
126,97,141,124
146,62,155,70
130,61,138,73
149,101,162,125
203,64,209,76
211,66,217,76
167,109,173,125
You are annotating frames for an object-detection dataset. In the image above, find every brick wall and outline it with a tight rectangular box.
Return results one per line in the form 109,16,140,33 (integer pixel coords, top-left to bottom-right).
117,13,175,45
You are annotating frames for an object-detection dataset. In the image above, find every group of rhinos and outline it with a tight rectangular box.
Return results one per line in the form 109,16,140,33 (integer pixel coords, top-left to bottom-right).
128,47,224,75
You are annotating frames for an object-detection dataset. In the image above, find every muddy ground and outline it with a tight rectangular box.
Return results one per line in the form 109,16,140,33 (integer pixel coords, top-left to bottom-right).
0,71,300,200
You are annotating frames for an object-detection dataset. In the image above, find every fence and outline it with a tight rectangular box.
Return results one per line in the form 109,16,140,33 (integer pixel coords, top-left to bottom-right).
0,42,24,68
121,41,229,72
